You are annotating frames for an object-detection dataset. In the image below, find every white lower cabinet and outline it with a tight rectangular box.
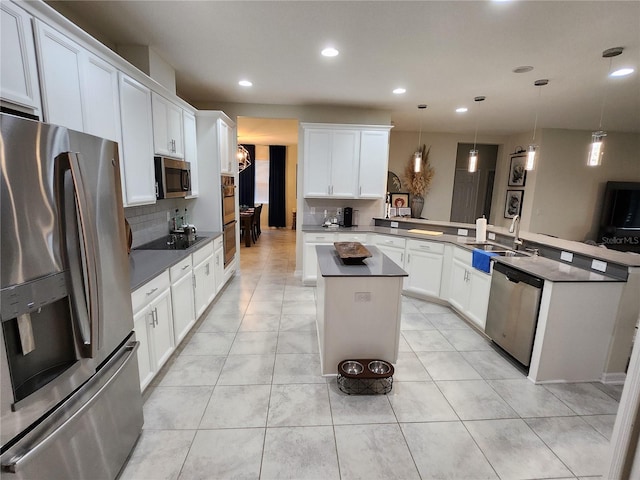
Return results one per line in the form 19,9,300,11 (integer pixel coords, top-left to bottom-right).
193,242,216,319
371,235,406,269
303,232,337,284
170,256,195,345
213,237,224,294
132,272,175,391
404,239,444,298
448,247,492,330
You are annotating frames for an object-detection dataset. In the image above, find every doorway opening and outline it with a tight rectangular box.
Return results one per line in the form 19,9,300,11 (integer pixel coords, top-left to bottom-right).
450,143,498,223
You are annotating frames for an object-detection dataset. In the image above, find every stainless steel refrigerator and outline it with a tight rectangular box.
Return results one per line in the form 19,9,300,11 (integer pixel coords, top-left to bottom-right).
0,113,143,479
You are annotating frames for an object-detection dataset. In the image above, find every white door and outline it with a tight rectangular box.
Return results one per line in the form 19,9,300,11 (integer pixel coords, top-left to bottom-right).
152,93,171,156
171,272,196,344
448,258,470,312
358,130,389,198
214,246,224,293
167,102,184,158
82,53,120,141
119,73,155,206
219,119,232,173
467,270,492,330
330,129,359,197
35,20,84,131
133,308,154,391
193,255,215,318
405,249,443,298
0,2,41,112
376,245,405,269
303,129,332,197
183,111,198,197
149,289,175,370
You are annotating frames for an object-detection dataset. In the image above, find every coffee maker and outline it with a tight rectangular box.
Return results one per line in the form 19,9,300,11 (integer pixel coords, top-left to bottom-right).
343,207,353,227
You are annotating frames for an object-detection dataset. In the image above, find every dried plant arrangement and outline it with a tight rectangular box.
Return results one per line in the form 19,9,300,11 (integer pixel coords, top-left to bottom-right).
403,145,434,198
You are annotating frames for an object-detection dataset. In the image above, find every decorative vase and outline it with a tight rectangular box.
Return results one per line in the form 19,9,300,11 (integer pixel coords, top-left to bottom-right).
410,196,424,218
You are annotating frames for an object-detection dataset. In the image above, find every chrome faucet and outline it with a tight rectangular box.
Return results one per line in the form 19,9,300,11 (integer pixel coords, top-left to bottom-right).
509,215,523,249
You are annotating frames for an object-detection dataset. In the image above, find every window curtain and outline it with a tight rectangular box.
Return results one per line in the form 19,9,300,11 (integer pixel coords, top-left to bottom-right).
268,145,286,227
238,144,255,207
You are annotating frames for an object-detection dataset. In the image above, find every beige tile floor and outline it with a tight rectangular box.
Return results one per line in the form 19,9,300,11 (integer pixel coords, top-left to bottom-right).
119,228,622,480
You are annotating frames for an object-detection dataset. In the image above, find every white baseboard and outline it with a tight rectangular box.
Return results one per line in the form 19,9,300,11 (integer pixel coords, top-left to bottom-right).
602,372,627,385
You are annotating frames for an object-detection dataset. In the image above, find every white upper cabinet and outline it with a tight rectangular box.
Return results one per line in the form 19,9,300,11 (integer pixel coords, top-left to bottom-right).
358,129,390,198
183,110,198,197
303,126,359,198
302,124,390,199
81,53,120,141
119,73,156,206
152,92,184,158
218,117,235,174
0,2,41,114
34,20,120,142
34,20,84,131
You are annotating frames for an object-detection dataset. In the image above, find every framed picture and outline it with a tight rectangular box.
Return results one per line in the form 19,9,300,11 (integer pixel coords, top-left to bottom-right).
390,193,409,210
508,155,527,187
504,190,524,218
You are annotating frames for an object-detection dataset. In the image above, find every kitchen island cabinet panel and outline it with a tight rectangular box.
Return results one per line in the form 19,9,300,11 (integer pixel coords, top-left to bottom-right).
315,245,407,375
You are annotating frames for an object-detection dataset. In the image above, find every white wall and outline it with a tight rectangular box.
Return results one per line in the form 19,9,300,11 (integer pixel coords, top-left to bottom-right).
526,129,640,241
388,131,508,223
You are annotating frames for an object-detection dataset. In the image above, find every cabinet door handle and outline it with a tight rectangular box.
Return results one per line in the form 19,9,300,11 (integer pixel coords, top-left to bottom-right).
149,310,154,327
420,245,431,250
401,253,404,263
154,308,159,326
193,275,196,289
359,186,362,196
146,287,158,296
182,265,190,270
205,263,210,275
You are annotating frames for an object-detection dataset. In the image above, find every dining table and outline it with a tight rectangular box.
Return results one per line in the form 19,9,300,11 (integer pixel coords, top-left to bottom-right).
239,208,255,247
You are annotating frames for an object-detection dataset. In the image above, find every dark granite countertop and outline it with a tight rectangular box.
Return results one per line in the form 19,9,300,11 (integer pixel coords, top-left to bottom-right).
302,224,626,283
316,245,408,277
129,231,222,291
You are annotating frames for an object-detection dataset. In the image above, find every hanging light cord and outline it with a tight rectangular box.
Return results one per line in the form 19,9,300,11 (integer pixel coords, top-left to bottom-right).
531,86,542,143
472,116,478,150
597,57,614,130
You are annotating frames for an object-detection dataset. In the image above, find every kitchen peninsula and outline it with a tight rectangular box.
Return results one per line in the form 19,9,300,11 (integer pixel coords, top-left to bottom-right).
315,245,408,375
303,217,640,384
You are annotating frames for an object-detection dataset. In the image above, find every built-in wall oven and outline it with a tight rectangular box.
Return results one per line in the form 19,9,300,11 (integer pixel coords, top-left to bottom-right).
222,176,237,266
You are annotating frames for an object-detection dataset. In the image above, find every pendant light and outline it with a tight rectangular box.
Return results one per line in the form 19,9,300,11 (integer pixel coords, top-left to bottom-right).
468,96,485,173
413,104,427,172
525,79,549,171
237,145,251,172
588,47,623,167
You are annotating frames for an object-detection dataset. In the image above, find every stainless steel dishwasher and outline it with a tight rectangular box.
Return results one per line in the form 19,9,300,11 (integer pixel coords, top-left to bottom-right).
485,262,544,367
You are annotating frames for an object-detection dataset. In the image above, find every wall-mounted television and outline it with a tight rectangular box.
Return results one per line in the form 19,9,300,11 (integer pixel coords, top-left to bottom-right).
598,181,640,252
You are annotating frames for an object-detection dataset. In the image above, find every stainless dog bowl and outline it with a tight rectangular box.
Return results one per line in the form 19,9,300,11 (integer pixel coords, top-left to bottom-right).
368,360,391,375
340,361,364,375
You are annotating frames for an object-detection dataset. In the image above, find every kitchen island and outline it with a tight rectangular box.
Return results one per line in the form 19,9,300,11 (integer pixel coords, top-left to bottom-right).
315,245,408,375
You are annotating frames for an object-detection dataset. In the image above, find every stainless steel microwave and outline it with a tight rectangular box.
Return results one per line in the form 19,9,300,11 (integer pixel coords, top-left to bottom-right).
155,156,191,199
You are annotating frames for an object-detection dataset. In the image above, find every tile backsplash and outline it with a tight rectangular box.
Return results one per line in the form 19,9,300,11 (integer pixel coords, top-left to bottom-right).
125,198,195,248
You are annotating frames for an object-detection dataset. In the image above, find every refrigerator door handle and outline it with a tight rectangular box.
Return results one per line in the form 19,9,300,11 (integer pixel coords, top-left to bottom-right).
1,341,140,474
56,152,100,358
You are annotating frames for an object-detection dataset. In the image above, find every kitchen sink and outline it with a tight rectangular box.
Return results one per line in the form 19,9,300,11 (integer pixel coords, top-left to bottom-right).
466,242,530,257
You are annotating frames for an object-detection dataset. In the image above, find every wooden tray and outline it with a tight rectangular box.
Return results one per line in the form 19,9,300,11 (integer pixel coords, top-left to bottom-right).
334,242,372,264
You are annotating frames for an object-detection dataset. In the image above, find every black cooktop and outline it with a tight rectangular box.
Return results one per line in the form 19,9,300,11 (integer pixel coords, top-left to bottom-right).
135,234,205,251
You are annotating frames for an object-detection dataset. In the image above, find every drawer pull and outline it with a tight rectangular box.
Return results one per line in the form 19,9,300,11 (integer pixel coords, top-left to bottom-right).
181,265,190,270
146,287,158,296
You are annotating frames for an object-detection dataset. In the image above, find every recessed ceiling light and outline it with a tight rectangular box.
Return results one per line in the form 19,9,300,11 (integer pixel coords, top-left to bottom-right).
238,80,252,87
393,88,406,94
456,107,468,113
610,67,634,77
321,47,339,57
513,66,534,74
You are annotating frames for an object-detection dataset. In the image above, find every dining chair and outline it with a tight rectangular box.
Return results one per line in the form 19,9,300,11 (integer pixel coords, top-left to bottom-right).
252,204,262,242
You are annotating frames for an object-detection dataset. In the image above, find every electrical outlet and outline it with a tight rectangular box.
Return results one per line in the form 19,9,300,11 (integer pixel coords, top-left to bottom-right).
458,228,469,236
355,292,371,302
488,232,496,241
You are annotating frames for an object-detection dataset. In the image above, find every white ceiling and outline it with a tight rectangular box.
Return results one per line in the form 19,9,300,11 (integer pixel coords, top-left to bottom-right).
47,0,640,140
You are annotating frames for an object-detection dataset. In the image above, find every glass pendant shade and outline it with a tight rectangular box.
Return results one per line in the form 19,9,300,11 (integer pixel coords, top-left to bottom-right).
413,151,422,172
468,149,478,173
587,131,606,167
526,145,537,171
